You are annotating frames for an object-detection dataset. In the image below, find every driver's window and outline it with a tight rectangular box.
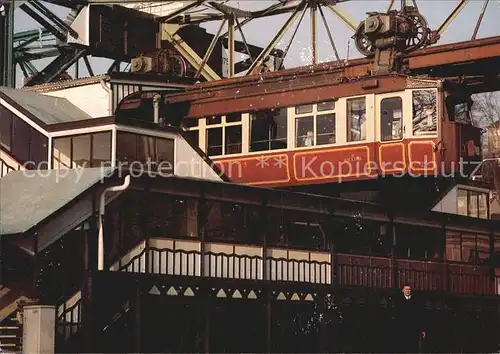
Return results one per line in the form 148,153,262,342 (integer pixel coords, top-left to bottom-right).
380,97,403,141
453,102,472,124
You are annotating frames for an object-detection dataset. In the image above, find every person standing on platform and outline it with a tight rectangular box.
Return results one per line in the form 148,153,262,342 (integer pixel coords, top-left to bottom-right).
393,284,426,353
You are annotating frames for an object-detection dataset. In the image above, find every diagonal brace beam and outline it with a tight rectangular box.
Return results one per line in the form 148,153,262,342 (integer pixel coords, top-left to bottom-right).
19,3,67,42
161,24,221,81
437,0,470,35
246,0,307,75
325,4,357,32
24,48,86,86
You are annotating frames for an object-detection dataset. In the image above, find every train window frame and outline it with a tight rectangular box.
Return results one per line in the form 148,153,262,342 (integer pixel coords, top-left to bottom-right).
182,114,243,157
347,97,367,142
293,101,336,148
249,108,288,153
411,89,438,137
380,97,403,142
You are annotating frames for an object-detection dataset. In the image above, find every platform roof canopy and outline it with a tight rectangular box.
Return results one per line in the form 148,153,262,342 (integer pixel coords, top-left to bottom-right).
0,168,114,236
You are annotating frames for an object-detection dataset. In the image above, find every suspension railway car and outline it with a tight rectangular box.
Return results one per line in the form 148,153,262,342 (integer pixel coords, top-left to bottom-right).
132,72,481,188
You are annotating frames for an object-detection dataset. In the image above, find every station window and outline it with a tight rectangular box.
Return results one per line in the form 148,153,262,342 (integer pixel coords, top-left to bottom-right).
445,231,490,263
205,114,242,156
380,97,403,141
457,188,489,219
250,108,287,152
115,131,173,172
347,97,366,142
412,90,437,136
294,101,336,148
53,131,112,169
0,106,49,167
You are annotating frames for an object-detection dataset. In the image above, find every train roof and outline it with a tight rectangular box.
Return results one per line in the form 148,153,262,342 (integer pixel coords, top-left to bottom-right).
163,74,443,119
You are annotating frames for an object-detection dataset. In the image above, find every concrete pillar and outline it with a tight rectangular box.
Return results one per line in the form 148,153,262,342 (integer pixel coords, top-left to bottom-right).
22,305,55,354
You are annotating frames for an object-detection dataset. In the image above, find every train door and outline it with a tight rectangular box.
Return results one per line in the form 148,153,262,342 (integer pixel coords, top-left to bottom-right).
375,92,407,176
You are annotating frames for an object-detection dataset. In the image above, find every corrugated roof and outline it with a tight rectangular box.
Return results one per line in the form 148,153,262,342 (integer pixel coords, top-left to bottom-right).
0,167,114,236
0,86,92,125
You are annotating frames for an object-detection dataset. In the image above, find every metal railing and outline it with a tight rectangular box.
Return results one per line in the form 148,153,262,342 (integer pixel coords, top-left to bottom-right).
116,245,499,296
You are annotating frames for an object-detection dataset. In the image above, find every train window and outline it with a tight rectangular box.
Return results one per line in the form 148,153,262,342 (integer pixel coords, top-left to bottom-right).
317,100,336,112
347,97,366,142
412,90,437,136
182,118,198,128
317,114,335,145
206,116,222,125
293,101,336,148
295,116,314,147
225,125,242,154
226,112,241,123
296,104,313,115
207,127,223,156
454,103,471,124
250,108,288,152
380,97,403,142
183,130,199,147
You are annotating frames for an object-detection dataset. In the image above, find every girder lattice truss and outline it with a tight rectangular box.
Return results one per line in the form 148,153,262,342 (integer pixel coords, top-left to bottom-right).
2,0,498,88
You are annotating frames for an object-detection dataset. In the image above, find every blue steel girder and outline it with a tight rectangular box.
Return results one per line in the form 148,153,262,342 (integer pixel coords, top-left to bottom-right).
23,47,86,86
12,1,83,80
19,3,67,42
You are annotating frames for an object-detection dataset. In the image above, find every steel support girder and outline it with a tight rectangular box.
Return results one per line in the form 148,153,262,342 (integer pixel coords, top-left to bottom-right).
246,1,307,75
24,48,86,86
437,0,470,36
195,18,227,79
161,23,221,81
227,16,235,78
16,48,61,62
325,3,357,32
19,3,67,42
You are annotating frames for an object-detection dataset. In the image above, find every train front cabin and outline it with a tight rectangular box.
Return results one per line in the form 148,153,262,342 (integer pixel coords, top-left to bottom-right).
149,74,482,188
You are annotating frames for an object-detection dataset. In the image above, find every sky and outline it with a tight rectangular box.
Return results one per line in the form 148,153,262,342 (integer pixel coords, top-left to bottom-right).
11,0,500,86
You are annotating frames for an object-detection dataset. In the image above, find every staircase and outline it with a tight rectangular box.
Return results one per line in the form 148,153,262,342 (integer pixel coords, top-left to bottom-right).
0,311,21,353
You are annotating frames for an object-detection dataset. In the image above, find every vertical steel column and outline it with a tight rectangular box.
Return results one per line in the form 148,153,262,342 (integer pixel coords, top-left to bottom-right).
6,0,14,87
0,2,5,86
261,192,271,353
2,0,15,87
310,3,317,65
227,15,235,78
